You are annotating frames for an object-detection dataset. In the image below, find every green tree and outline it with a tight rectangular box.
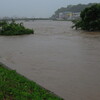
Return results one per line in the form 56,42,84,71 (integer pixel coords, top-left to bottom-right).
0,20,34,35
72,4,100,31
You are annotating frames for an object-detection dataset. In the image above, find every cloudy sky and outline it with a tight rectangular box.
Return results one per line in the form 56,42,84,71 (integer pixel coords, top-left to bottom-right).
0,0,99,18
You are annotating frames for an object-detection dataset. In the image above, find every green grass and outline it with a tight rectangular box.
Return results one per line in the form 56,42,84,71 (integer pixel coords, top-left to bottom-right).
0,64,63,100
0,20,34,36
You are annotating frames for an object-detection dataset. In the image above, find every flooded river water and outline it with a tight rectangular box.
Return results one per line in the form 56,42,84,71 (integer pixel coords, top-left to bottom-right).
0,20,100,100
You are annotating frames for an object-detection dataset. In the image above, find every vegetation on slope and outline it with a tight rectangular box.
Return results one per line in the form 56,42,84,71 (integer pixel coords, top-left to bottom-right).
0,64,63,100
72,4,100,31
0,20,34,35
51,3,95,19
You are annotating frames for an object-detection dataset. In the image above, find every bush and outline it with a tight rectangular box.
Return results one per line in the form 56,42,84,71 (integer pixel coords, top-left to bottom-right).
72,4,100,31
0,20,34,35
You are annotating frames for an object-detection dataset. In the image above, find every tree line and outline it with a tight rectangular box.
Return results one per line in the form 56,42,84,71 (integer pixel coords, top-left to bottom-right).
72,4,100,31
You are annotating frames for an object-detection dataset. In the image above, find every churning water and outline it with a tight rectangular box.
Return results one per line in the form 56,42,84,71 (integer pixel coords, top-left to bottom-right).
0,20,100,100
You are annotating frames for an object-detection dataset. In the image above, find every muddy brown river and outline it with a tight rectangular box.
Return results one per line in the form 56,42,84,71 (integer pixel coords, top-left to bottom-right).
0,20,100,100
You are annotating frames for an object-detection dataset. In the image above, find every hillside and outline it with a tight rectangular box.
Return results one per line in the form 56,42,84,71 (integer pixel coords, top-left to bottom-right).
51,3,96,19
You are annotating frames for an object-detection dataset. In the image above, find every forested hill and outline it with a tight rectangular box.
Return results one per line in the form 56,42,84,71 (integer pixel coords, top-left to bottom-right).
51,3,96,18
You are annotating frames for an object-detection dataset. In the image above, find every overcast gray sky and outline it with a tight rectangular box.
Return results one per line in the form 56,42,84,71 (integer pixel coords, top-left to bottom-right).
0,0,99,18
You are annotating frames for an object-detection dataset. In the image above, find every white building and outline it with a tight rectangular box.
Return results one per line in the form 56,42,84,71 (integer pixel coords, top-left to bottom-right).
58,12,80,20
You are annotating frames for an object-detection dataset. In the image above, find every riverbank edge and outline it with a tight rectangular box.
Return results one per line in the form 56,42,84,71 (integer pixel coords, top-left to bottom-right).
0,62,63,100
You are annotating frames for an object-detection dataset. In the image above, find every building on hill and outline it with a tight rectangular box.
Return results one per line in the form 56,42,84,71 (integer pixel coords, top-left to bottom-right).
72,12,80,20
58,12,80,20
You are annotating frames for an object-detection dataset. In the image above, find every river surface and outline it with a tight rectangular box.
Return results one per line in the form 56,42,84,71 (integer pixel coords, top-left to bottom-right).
0,20,100,100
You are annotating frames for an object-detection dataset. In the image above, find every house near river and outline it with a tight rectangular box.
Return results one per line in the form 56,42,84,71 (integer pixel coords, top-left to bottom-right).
58,12,80,20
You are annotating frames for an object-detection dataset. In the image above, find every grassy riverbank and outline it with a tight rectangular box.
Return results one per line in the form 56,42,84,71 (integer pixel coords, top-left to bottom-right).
0,64,63,100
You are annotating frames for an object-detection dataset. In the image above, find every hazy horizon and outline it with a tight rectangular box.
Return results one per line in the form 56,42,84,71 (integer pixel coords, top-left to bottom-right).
0,0,99,18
